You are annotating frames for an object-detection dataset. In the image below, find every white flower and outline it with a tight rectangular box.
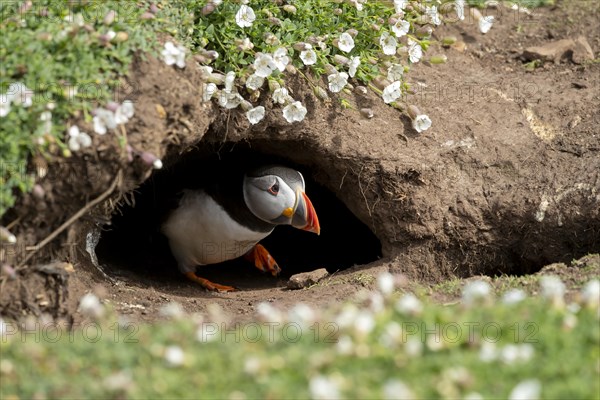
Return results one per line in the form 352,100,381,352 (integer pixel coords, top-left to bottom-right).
254,53,277,78
540,275,565,303
479,341,497,362
379,322,402,348
377,272,395,295
354,311,375,336
224,71,236,93
196,323,219,342
369,292,385,313
380,32,397,55
203,83,217,102
272,87,290,105
159,302,185,318
348,0,363,11
0,93,12,117
309,375,340,400
338,32,355,53
404,338,423,357
412,114,432,133
455,0,466,20
235,5,256,28
300,48,317,66
282,101,307,123
395,293,422,315
394,0,408,12
256,302,283,323
67,125,92,152
335,304,358,329
161,41,186,68
336,335,354,355
479,16,494,34
93,108,116,135
462,280,492,305
502,289,527,305
78,293,104,318
218,91,243,109
273,47,290,72
106,30,117,41
509,379,541,400
244,356,262,375
500,344,535,365
581,279,600,308
115,100,134,124
382,81,401,104
245,73,264,91
164,345,185,367
391,20,410,37
9,82,34,107
426,6,442,26
348,56,360,78
408,38,423,63
327,71,348,93
387,64,404,82
382,379,414,400
246,106,265,125
288,303,315,327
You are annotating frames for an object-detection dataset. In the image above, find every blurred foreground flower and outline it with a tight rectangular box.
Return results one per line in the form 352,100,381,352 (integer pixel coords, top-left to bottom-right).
377,272,395,296
461,279,492,306
502,288,527,305
395,293,422,316
540,275,565,308
509,379,541,400
309,375,340,400
164,345,185,367
78,293,104,318
581,279,599,309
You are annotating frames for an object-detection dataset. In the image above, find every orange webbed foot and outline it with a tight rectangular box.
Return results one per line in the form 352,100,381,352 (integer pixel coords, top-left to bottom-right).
184,272,237,292
244,244,281,277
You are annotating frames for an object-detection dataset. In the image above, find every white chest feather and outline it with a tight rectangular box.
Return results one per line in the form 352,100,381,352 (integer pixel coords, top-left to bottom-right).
162,190,273,272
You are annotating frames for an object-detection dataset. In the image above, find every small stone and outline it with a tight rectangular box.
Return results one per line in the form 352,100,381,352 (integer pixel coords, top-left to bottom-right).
568,115,581,129
287,268,329,289
522,37,594,64
523,39,575,62
572,36,595,64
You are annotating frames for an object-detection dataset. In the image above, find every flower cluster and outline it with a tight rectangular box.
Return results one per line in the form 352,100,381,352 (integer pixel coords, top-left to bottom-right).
158,0,499,133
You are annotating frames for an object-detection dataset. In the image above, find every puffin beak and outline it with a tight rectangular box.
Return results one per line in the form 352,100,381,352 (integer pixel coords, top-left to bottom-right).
291,190,321,235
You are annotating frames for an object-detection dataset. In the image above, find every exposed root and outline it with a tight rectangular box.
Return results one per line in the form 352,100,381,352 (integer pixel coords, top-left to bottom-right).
16,171,123,270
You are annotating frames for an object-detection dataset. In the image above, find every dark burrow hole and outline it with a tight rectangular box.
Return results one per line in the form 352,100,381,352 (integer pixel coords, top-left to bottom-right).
96,141,382,290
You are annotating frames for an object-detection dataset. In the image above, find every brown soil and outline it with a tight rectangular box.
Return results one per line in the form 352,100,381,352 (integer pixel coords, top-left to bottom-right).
1,2,599,323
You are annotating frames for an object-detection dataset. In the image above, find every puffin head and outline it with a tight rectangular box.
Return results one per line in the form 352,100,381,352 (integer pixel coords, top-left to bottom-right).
243,165,320,235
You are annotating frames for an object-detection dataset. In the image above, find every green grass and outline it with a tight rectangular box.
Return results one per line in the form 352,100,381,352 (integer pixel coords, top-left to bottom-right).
0,1,164,216
2,284,599,399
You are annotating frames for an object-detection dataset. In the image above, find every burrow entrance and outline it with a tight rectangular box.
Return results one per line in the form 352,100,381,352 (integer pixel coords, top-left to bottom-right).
95,140,382,290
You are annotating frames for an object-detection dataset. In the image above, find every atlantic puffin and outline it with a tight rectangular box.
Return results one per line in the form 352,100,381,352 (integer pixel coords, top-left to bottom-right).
161,165,320,292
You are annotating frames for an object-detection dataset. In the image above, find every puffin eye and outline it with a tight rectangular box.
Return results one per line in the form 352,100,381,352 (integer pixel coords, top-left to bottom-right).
268,183,279,196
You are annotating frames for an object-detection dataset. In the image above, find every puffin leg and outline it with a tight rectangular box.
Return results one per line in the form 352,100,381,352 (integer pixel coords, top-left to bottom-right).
184,272,237,292
244,244,281,277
